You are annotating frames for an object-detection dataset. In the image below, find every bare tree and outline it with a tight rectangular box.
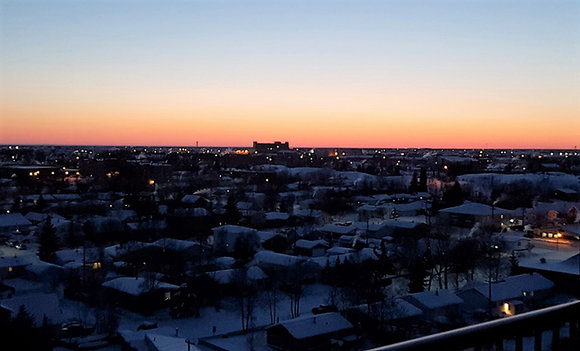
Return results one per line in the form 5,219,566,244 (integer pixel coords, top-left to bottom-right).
282,264,304,318
233,268,256,332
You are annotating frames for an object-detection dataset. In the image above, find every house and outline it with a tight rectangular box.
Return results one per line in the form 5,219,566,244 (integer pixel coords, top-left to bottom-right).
252,250,305,271
458,273,554,316
0,213,32,234
180,194,209,208
318,223,357,240
347,298,423,329
561,223,580,239
393,201,426,217
150,238,201,260
83,216,123,241
294,239,329,257
373,221,428,239
266,312,356,351
0,255,33,279
101,276,179,314
0,293,64,327
439,201,515,228
207,266,268,286
264,211,290,227
500,234,532,252
402,289,463,321
258,231,288,252
212,225,260,254
518,253,580,293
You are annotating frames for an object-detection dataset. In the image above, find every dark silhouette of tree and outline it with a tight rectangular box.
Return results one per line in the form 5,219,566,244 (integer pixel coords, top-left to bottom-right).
11,196,22,213
13,305,35,329
282,264,304,318
448,238,481,285
233,237,256,265
419,168,428,192
409,171,418,193
232,268,257,332
442,181,464,208
407,258,428,293
509,251,519,276
225,194,241,225
36,194,47,211
38,219,58,262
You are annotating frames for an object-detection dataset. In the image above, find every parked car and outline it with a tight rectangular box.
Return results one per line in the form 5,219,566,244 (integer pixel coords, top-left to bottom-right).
312,304,338,315
137,321,158,331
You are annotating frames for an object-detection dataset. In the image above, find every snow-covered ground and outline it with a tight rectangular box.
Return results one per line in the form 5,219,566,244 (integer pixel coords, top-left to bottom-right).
117,283,335,350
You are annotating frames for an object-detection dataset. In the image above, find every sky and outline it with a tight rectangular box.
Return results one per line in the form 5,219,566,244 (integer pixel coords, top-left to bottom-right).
1,0,579,148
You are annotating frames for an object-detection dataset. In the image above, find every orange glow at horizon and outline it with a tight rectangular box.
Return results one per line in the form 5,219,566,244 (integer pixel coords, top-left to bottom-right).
2,88,579,149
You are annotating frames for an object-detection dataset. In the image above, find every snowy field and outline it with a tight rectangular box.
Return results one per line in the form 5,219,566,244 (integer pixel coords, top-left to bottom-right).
117,283,335,350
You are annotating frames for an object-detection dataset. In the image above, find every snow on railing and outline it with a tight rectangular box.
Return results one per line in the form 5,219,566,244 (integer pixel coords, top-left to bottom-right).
367,300,580,351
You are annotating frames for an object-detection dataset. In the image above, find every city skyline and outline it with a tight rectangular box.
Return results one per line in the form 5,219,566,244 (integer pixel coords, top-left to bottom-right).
1,0,579,148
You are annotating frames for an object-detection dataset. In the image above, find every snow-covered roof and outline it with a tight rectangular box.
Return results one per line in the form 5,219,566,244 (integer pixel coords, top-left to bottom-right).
212,224,256,234
257,231,279,243
25,260,63,276
1,278,45,295
308,247,378,268
0,293,63,327
181,195,205,204
214,256,236,269
265,212,290,221
54,248,99,265
469,273,554,302
236,201,254,211
151,238,199,252
174,207,210,217
108,209,137,222
562,224,580,236
319,224,357,235
407,290,463,309
391,299,424,319
357,298,423,321
394,201,426,212
104,241,149,260
126,220,166,231
102,277,179,296
51,194,82,201
378,220,425,230
293,209,323,218
146,334,201,351
0,213,31,228
327,247,355,255
519,254,580,276
208,266,268,284
295,239,329,250
253,250,305,267
440,201,514,216
24,212,66,223
0,255,34,268
271,312,353,340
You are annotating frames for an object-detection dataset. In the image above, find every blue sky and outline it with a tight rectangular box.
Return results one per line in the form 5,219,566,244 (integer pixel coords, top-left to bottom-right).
1,0,579,147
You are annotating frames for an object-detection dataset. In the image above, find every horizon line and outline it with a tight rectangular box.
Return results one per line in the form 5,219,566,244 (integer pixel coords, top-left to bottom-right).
1,143,578,151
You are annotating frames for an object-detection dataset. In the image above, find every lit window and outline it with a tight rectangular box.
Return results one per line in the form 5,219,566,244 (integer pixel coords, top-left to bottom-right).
503,302,511,315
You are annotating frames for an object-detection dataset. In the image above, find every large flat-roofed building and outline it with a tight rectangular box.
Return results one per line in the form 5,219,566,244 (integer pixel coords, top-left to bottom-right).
253,141,290,153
